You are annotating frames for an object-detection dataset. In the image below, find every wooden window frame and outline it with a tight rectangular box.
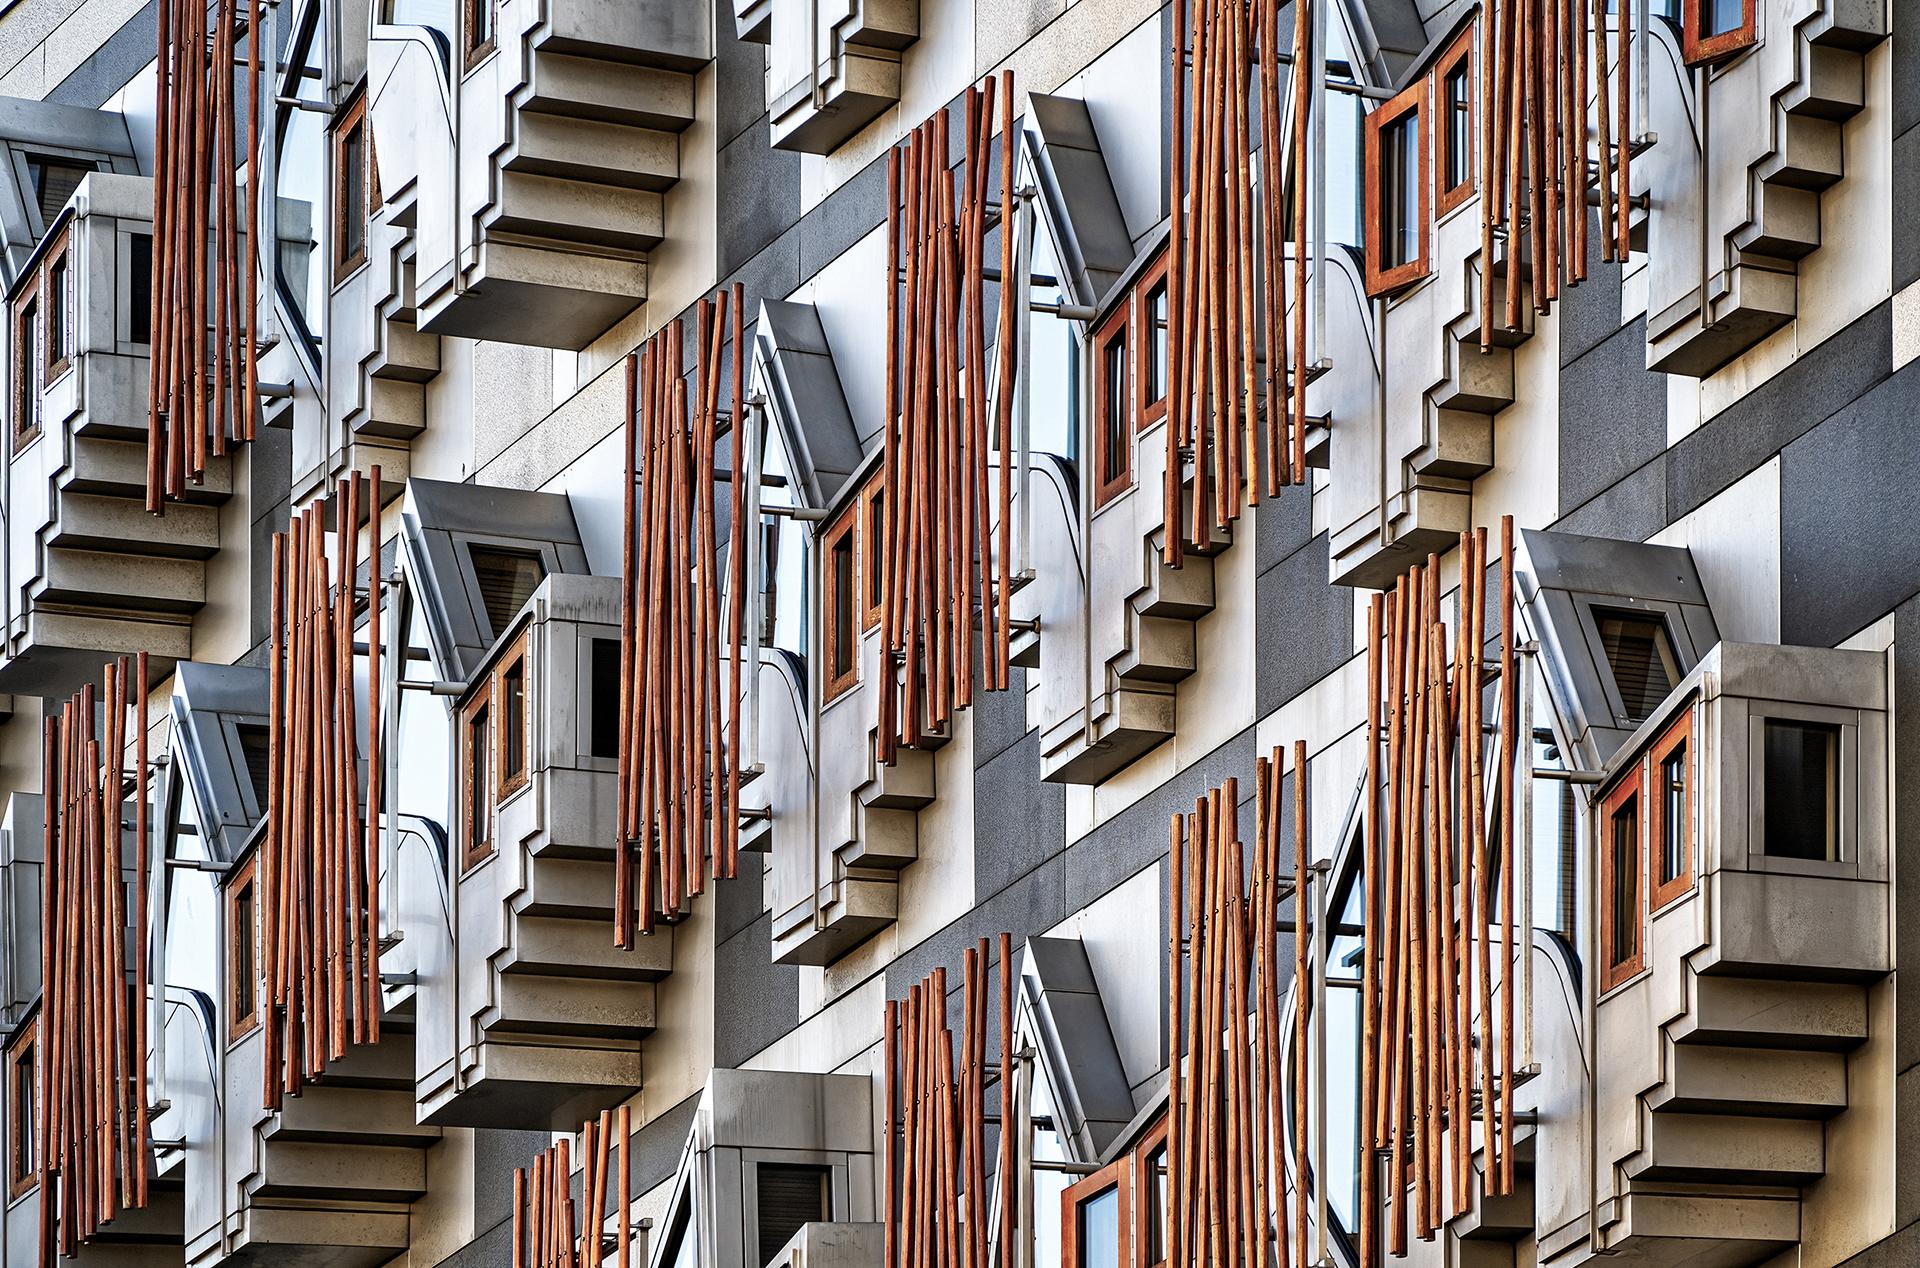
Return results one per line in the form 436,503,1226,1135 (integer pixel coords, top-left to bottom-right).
1599,764,1647,992
494,627,532,801
12,272,42,454
1649,710,1694,911
7,1020,35,1199
821,502,860,704
461,685,496,870
42,229,72,381
1363,77,1431,297
1132,1118,1168,1268
1135,250,1170,433
1091,302,1133,509
463,0,496,70
860,474,886,632
1682,0,1755,66
226,857,260,1041
1432,26,1475,218
332,95,370,282
1062,1157,1132,1268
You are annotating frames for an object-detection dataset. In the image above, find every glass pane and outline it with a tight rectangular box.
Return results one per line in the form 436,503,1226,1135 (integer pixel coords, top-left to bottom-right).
1102,336,1127,484
758,421,809,657
1660,744,1686,884
276,15,328,347
129,232,153,344
47,260,66,361
1076,1186,1120,1268
1704,0,1743,37
1763,720,1838,861
1445,67,1471,191
1145,284,1167,406
1145,1146,1167,1265
502,660,525,779
468,705,490,852
468,545,545,635
342,123,366,263
831,534,855,678
1531,709,1580,943
1323,38,1365,251
1381,114,1419,268
1322,853,1365,1239
1026,214,1078,460
1596,609,1678,721
1609,796,1638,967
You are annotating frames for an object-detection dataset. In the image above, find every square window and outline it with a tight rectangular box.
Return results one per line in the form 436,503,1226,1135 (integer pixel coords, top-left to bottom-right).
1683,0,1755,63
1762,719,1838,862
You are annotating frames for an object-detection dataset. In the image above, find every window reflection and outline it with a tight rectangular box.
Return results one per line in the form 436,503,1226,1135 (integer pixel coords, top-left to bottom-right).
1318,840,1364,1243
758,418,810,658
276,5,328,349
1530,697,1579,945
1025,209,1078,462
1076,1186,1121,1268
398,603,452,841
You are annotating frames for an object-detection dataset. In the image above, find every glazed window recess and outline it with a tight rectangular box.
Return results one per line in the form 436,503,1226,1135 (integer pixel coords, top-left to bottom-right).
461,687,494,870
7,1021,34,1197
1682,0,1755,64
24,155,94,229
463,0,495,68
1062,1163,1129,1268
13,288,41,451
821,502,859,703
860,475,885,632
1091,301,1131,509
1649,708,1694,909
467,544,546,635
1599,767,1646,992
1363,77,1430,296
45,240,70,376
1137,251,1170,431
274,0,329,354
1761,718,1839,863
588,636,621,758
495,629,531,799
126,231,153,346
1433,26,1475,216
332,95,370,282
755,1162,832,1266
1592,607,1679,724
227,857,260,1040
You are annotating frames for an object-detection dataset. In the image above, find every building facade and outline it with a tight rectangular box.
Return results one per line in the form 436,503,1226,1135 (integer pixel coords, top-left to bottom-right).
0,0,1909,1265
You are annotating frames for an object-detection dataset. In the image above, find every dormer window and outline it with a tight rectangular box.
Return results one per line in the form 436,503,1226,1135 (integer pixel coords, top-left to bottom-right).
1364,79,1429,295
468,544,545,634
1683,0,1756,64
1595,608,1679,722
25,156,93,227
1762,719,1839,862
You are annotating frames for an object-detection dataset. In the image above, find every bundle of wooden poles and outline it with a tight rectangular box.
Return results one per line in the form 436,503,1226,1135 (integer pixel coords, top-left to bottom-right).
1356,516,1519,1260
1165,750,1312,1268
616,285,745,944
1161,0,1311,570
882,936,1013,1268
1477,0,1635,342
37,655,153,1261
876,72,1017,765
511,1107,634,1268
147,0,260,509
262,470,386,1107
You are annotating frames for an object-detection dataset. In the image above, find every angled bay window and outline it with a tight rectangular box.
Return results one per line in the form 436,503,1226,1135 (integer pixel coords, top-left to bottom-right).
1364,77,1429,295
1683,0,1756,65
1433,26,1474,216
1599,766,1645,992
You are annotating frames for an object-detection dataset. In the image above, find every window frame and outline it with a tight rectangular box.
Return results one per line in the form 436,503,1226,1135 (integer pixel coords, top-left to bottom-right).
1432,26,1475,217
463,0,497,71
226,856,260,1041
461,684,496,870
860,473,886,632
1061,1156,1132,1268
1682,0,1756,66
332,94,371,283
1648,708,1694,911
6,1019,35,1199
1598,763,1647,993
1091,300,1133,509
12,270,43,454
1363,76,1431,297
1135,251,1170,434
820,500,860,704
43,229,72,381
494,627,532,801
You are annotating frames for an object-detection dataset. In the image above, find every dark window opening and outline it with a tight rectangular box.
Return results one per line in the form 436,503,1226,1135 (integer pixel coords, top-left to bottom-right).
1381,113,1420,269
756,1162,831,1267
1608,793,1639,970
1443,65,1471,194
1077,1184,1122,1268
235,722,273,817
830,532,855,680
15,296,41,445
340,116,366,268
463,0,495,64
1763,720,1838,862
862,485,886,630
46,256,67,367
128,232,153,344
27,157,93,226
464,700,493,866
501,655,526,786
590,637,621,758
9,1029,35,1195
1144,283,1168,411
227,861,260,1040
758,519,782,647
1102,338,1127,483
1144,1144,1167,1267
1595,608,1678,722
1659,743,1686,885
468,545,545,637
1702,0,1743,37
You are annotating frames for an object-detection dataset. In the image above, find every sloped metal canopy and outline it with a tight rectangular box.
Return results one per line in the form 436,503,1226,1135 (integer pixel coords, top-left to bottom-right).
400,477,588,683
756,298,863,510
170,660,270,864
1024,935,1137,1160
1025,93,1134,310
